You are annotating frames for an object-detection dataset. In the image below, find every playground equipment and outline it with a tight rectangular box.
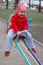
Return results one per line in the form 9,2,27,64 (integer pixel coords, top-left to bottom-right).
13,31,31,65
6,14,42,65
23,40,42,65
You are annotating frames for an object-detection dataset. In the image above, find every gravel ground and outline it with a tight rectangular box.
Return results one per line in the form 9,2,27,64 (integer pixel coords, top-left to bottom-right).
31,22,43,44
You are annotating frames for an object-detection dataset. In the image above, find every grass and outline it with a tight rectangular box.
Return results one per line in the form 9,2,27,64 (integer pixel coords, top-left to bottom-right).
0,9,16,21
0,9,43,23
26,9,43,22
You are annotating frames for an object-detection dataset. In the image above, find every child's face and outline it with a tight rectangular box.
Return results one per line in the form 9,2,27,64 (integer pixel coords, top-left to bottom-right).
18,11,26,18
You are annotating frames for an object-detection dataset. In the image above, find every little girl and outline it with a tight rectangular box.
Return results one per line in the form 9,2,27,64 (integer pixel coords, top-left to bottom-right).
4,2,36,56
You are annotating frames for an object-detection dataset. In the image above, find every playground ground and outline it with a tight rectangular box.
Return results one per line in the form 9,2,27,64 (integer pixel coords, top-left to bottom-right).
0,19,43,65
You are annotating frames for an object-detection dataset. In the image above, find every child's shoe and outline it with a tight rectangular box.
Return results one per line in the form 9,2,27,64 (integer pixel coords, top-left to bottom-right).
4,51,10,57
32,48,36,53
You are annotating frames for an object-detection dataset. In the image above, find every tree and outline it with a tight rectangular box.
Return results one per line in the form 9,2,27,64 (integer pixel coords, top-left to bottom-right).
39,0,41,12
6,0,8,9
29,0,30,8
13,0,19,9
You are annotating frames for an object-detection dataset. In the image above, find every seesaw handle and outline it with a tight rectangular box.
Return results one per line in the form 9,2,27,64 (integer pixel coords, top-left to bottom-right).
16,30,28,40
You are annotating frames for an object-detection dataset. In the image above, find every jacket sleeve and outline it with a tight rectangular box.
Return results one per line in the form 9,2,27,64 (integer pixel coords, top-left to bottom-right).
23,17,28,31
11,16,19,33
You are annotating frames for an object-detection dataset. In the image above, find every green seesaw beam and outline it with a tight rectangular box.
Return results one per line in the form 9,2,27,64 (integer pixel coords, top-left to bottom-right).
13,36,31,65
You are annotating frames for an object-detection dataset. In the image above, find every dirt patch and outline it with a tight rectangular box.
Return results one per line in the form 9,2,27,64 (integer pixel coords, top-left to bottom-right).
31,22,43,43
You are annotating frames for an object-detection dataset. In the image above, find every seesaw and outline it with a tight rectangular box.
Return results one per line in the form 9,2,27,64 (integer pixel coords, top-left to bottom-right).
15,30,42,65
19,40,39,65
23,39,42,65
13,30,42,65
13,31,31,65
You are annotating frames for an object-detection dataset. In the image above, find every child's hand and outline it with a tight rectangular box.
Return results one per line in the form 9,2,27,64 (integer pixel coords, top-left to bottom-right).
24,30,28,34
17,31,21,36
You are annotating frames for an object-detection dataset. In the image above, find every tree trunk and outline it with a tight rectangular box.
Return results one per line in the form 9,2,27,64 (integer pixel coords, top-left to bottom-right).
6,0,8,9
39,0,41,12
29,0,30,8
13,0,19,9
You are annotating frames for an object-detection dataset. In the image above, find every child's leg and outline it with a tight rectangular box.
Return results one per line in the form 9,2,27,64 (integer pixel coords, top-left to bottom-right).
27,32,36,52
21,32,35,49
5,29,16,56
27,32,35,49
21,32,36,52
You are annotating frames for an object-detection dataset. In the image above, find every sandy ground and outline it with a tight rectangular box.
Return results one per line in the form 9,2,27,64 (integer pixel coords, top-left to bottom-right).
31,22,43,43
0,20,43,65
